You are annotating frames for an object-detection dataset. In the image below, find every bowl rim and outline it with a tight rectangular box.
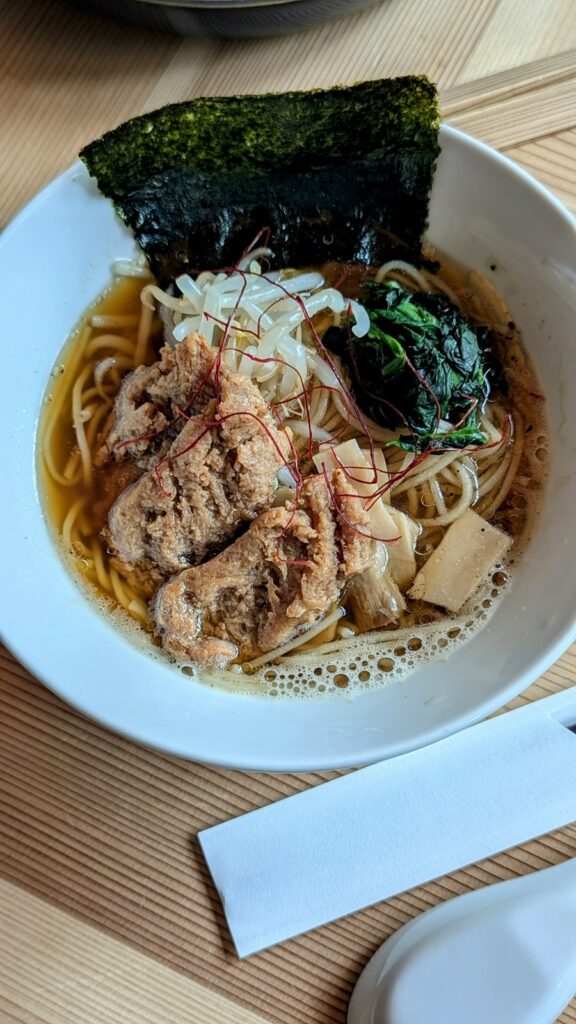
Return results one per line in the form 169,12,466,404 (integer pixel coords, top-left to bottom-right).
131,0,305,11
0,123,575,772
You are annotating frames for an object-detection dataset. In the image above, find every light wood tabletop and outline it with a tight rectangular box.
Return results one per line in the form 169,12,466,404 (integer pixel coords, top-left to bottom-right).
1,1,575,1021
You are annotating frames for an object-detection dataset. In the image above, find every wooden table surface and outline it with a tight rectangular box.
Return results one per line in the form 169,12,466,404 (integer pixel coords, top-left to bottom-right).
1,1,575,1021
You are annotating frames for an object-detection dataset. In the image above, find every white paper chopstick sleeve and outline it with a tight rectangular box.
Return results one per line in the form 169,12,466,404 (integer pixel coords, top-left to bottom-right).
199,692,576,958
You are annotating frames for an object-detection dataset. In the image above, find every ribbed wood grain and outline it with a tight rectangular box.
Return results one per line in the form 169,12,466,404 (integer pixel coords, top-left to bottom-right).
1,0,575,228
1,0,575,1021
459,0,576,82
504,128,576,211
446,77,576,149
442,50,576,114
2,650,576,1024
0,878,273,1024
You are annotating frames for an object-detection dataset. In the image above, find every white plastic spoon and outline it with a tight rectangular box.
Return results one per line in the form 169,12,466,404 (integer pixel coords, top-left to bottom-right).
348,858,576,1024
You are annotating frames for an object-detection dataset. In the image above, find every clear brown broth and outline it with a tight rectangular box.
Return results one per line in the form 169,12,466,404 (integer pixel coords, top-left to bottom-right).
38,260,548,670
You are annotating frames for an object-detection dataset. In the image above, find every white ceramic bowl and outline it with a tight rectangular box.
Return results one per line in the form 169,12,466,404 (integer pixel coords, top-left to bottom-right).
1,125,575,771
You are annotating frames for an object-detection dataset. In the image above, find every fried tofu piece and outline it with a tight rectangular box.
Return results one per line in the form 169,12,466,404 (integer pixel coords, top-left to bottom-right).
154,470,373,669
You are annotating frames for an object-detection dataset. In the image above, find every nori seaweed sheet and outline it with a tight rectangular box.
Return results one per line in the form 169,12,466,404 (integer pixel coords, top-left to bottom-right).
80,77,440,284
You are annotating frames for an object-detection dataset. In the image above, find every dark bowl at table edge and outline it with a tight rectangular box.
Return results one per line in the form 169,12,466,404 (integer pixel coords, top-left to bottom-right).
80,0,385,38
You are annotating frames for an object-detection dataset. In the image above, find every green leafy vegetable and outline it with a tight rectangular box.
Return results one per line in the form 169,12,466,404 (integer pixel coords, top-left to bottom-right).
325,281,494,451
80,77,440,284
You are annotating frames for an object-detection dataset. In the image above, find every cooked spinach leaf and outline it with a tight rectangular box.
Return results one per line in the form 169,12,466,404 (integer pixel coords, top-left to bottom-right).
325,281,494,451
80,77,440,284
388,424,488,451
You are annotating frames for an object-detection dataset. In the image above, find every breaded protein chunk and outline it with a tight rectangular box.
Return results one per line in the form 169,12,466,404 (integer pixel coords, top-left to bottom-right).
153,470,374,669
96,333,214,469
105,365,291,581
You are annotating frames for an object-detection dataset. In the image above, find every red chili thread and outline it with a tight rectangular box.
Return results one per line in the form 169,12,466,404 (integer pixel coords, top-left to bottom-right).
204,313,261,343
188,266,380,481
333,264,353,292
252,275,384,491
403,351,443,437
153,422,215,498
320,466,401,544
113,414,182,453
113,344,217,455
272,382,341,406
115,253,495,556
221,344,316,464
173,403,192,421
270,405,304,491
210,274,250,404
418,396,480,453
272,504,313,569
455,410,512,457
368,449,431,505
343,311,418,447
152,405,303,507
235,227,272,271
326,450,388,492
177,319,310,488
217,270,423,517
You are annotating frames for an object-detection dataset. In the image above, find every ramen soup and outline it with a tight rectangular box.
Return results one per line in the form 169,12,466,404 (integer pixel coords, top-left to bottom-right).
39,250,548,698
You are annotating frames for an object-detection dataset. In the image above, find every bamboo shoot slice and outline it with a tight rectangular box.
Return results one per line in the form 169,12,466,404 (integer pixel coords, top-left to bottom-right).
314,440,381,496
408,509,512,613
313,440,396,540
373,447,391,505
387,508,419,590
